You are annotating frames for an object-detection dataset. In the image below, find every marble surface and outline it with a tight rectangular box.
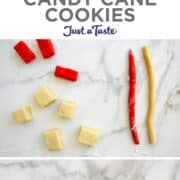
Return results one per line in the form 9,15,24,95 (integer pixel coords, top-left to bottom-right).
0,40,179,157
0,160,180,179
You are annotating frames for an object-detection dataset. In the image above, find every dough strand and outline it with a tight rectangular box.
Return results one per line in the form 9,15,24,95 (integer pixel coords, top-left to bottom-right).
142,46,156,144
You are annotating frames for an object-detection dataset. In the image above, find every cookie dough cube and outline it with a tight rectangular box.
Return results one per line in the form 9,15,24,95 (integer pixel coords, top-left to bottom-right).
44,129,64,151
34,86,57,108
58,101,76,119
78,126,99,146
13,105,32,124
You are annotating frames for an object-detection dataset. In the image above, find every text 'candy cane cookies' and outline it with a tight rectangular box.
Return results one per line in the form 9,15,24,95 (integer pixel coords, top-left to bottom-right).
142,46,156,144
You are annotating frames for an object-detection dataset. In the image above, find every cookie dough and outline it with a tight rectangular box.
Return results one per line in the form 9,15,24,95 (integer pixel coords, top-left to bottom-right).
13,105,33,124
34,86,57,108
142,46,156,144
58,101,76,119
44,128,64,151
78,126,99,146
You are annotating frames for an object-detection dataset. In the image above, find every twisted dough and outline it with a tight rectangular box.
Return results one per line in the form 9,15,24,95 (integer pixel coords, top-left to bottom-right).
142,46,156,144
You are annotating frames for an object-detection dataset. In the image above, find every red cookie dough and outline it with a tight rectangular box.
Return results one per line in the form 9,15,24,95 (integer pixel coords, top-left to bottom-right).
54,65,79,81
14,41,36,64
37,39,55,59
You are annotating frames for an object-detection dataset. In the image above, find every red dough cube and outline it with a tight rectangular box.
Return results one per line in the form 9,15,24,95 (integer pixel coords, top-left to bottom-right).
54,65,79,82
37,39,55,59
14,41,36,64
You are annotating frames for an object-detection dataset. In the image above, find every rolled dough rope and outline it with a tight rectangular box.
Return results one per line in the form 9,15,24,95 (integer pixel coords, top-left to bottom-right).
142,46,156,144
128,49,140,144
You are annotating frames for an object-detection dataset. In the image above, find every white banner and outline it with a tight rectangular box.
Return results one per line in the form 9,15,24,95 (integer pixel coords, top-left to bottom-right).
0,0,179,39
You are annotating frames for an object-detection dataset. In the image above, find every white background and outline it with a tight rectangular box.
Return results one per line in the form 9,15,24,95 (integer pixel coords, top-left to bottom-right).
0,0,180,39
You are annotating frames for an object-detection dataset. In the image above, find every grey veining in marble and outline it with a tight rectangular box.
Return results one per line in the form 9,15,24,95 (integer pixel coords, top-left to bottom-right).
0,40,179,157
0,160,180,180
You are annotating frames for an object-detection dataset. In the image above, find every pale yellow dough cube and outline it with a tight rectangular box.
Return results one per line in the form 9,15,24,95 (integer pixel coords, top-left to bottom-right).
13,105,32,124
58,101,76,119
44,129,64,151
78,126,99,146
34,86,57,108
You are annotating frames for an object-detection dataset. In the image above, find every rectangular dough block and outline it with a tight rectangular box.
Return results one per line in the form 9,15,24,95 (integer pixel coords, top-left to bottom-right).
58,101,76,119
13,105,32,124
44,128,64,151
34,86,57,108
78,126,99,146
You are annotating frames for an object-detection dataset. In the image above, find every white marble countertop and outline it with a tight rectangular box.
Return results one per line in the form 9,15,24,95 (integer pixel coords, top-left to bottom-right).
0,160,180,179
0,40,179,157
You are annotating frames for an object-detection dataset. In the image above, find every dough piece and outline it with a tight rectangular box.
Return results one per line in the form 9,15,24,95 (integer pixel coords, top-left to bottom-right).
14,41,36,64
44,129,64,151
78,126,99,146
34,86,57,108
54,65,79,81
58,101,76,119
36,40,55,59
13,105,32,124
142,46,156,144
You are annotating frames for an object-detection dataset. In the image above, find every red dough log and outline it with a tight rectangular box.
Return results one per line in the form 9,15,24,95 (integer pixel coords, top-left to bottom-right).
54,65,79,82
37,39,55,59
128,49,140,145
14,41,36,64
